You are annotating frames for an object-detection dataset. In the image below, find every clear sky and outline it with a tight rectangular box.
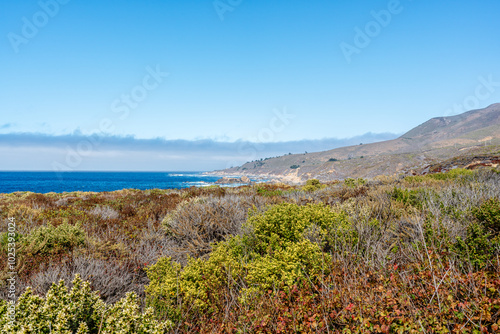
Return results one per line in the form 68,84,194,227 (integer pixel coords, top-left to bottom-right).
1,0,499,170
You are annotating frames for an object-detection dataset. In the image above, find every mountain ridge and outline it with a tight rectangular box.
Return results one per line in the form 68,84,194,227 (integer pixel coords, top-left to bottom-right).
212,103,500,182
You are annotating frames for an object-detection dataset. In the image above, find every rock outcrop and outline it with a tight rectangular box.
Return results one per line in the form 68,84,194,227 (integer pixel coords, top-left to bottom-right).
215,176,252,184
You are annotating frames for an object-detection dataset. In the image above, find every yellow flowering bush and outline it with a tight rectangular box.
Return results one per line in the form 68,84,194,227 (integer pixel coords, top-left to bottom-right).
146,237,246,316
245,239,329,289
248,203,348,249
146,203,352,317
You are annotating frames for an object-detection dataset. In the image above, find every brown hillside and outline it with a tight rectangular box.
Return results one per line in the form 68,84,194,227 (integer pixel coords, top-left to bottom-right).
212,104,500,182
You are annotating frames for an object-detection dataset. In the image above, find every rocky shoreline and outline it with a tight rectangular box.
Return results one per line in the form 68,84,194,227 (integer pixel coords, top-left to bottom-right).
207,171,289,185
214,176,251,184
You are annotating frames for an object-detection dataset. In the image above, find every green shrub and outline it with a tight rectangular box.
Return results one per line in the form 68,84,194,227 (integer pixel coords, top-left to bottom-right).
473,198,500,233
306,179,320,187
301,185,317,192
144,257,183,319
146,203,352,317
21,221,86,255
245,239,328,290
390,187,423,209
403,175,427,184
147,238,329,315
301,179,323,192
344,178,366,188
0,232,22,252
256,187,283,197
429,168,474,180
290,165,300,169
247,202,350,252
0,275,171,333
451,222,499,269
146,238,246,315
405,168,474,184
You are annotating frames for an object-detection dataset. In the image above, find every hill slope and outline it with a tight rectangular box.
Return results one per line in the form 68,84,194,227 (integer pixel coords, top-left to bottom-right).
213,104,500,182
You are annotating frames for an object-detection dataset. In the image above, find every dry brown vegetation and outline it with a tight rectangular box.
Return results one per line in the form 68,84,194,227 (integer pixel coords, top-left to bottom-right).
1,167,500,332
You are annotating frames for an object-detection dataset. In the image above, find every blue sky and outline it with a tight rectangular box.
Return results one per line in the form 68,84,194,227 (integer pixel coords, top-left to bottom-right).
0,0,499,170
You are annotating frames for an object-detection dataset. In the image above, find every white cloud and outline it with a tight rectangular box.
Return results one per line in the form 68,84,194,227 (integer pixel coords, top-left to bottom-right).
0,132,399,171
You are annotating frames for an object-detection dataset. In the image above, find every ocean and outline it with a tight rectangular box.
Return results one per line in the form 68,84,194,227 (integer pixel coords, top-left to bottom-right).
0,171,243,194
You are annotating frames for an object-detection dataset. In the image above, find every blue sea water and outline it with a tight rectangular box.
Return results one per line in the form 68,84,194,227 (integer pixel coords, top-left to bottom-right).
0,171,240,194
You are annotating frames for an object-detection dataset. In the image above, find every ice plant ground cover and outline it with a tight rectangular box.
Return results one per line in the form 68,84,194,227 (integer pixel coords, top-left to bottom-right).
1,167,500,332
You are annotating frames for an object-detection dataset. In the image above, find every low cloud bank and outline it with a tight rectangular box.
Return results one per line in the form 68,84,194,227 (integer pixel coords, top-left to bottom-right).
0,132,399,171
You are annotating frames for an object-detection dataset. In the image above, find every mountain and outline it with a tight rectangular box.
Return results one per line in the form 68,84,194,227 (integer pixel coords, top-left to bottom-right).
400,103,500,148
212,104,500,182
